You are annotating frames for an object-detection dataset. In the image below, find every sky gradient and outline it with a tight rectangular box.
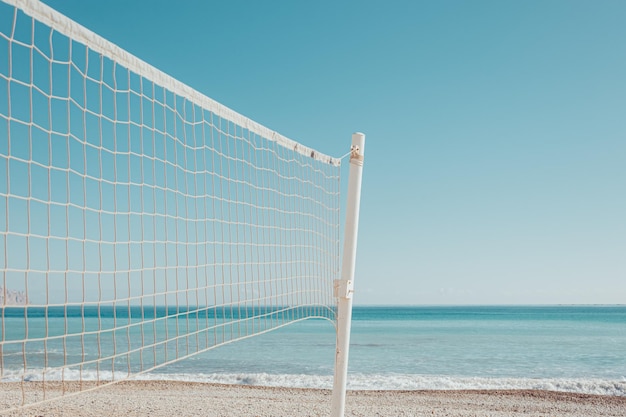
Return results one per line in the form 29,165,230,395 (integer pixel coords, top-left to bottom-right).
36,0,626,305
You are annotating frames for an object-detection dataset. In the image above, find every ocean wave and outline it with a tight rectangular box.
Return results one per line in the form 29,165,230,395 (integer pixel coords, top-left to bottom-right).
342,374,626,396
2,369,625,396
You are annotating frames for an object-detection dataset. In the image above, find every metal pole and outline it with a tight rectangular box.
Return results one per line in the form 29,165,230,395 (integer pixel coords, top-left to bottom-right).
331,132,365,417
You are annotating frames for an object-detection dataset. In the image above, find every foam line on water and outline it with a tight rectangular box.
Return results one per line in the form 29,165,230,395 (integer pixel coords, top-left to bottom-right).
3,369,625,396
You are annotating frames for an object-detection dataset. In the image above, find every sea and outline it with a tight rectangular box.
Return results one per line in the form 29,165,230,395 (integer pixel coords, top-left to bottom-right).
2,305,625,396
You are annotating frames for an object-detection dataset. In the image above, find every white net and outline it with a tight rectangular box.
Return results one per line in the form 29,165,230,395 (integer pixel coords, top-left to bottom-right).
0,0,342,412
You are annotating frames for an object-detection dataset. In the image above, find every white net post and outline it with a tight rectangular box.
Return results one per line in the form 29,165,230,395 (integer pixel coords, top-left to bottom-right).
331,132,365,417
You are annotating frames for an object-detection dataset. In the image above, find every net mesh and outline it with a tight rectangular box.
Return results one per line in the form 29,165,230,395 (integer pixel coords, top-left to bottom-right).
0,0,341,411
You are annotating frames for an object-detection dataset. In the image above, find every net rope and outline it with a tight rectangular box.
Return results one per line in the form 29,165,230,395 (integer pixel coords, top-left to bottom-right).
0,0,341,412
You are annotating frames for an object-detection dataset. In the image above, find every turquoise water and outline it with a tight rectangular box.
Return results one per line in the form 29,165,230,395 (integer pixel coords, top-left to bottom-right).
2,305,625,395
176,305,626,395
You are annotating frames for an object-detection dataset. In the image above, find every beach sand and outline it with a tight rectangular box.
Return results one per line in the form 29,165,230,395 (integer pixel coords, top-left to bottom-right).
1,381,625,417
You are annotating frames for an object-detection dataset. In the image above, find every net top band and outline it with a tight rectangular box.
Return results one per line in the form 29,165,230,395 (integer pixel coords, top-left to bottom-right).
4,0,341,167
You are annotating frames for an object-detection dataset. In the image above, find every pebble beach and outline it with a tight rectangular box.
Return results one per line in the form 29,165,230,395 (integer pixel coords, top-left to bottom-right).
2,381,625,417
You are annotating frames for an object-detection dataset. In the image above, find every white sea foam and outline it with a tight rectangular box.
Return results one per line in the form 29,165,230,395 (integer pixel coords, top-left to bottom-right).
3,369,625,396
341,374,626,396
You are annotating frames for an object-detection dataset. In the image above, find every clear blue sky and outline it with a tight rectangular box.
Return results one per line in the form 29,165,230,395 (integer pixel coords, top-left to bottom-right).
38,0,626,305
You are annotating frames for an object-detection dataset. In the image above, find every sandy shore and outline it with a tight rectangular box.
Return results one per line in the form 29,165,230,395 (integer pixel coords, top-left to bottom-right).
1,381,625,417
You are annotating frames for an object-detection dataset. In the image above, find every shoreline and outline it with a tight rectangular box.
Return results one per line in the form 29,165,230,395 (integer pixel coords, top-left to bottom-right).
2,381,625,416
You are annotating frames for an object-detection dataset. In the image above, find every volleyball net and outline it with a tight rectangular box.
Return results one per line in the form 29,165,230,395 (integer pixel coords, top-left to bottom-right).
0,0,357,413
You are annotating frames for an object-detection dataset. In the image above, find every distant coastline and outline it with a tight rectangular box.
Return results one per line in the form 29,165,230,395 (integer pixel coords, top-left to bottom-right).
0,287,27,306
